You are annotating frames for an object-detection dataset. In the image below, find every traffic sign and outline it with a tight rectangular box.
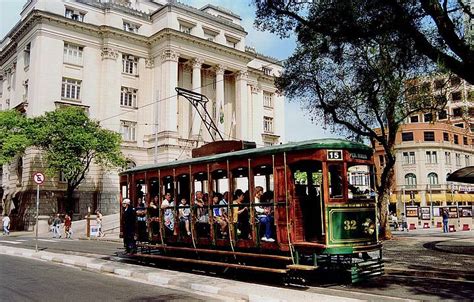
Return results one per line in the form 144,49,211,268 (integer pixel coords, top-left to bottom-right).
33,172,45,185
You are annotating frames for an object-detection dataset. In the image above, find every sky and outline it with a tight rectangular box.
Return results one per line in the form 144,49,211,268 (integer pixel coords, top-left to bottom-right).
0,0,338,142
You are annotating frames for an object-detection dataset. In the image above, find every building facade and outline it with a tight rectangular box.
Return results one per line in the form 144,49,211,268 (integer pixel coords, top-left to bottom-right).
0,0,285,229
374,75,474,214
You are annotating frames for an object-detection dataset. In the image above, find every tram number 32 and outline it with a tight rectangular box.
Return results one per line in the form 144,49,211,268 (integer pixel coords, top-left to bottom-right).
327,150,343,160
344,220,357,231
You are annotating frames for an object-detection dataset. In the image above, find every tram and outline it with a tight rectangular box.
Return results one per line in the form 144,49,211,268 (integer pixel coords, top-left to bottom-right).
119,138,383,283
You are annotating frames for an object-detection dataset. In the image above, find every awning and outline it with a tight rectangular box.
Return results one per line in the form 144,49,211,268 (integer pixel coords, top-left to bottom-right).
426,193,447,203
401,194,422,203
447,166,474,183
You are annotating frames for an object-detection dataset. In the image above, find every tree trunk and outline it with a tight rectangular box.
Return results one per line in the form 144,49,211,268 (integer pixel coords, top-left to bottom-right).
66,184,75,211
376,151,396,240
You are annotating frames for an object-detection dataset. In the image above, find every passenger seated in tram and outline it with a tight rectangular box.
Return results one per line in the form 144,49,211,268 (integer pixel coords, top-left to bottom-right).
161,193,175,236
254,187,275,242
233,189,250,239
212,193,228,238
148,196,160,237
178,198,191,236
136,197,148,242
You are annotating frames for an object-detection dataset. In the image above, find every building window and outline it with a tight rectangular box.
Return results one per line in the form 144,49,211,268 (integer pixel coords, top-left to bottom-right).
456,153,461,166
455,123,464,128
445,152,451,164
123,21,139,33
427,172,438,185
424,131,435,141
379,155,385,167
120,87,138,108
122,54,138,75
466,155,470,166
424,112,433,122
450,76,461,87
453,108,462,117
23,80,28,101
454,134,459,144
24,43,31,67
59,171,67,183
65,8,85,22
404,173,417,187
263,92,273,108
426,151,437,164
120,121,136,141
451,91,462,102
263,141,274,147
179,24,192,34
225,36,239,48
410,115,419,123
263,116,273,133
443,132,449,141
464,136,468,145
401,132,414,141
63,43,83,66
403,152,416,164
262,67,272,76
438,110,447,120
61,78,81,100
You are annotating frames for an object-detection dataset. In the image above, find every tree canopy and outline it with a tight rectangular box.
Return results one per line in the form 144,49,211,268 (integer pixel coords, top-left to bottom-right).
255,0,474,84
0,107,125,203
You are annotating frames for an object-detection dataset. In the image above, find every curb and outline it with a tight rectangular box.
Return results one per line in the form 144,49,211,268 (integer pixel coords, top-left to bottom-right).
0,245,366,302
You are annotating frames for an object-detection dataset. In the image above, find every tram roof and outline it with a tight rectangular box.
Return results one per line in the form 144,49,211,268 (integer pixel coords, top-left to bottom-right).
121,138,372,175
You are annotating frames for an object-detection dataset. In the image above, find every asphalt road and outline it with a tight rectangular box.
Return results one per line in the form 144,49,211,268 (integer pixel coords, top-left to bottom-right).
0,254,217,302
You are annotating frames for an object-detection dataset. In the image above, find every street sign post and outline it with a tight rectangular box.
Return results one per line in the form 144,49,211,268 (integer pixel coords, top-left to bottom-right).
33,172,45,252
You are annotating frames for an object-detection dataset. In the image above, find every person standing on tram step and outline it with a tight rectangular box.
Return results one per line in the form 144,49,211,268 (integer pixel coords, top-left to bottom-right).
2,214,10,236
52,214,62,238
161,193,175,235
254,186,274,242
95,209,104,237
442,208,449,233
122,198,136,254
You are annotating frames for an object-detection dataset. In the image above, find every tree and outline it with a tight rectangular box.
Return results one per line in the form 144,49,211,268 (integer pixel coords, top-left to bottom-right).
253,0,449,239
0,107,125,207
254,0,474,83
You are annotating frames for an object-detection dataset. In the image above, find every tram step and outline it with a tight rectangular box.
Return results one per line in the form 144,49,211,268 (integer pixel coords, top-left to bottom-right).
287,264,317,271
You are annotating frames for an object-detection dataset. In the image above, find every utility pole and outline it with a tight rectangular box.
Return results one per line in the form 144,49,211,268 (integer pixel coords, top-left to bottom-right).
154,90,160,164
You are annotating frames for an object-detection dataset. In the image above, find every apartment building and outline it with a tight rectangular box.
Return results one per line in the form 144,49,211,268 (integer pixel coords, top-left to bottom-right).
374,75,474,213
0,0,285,229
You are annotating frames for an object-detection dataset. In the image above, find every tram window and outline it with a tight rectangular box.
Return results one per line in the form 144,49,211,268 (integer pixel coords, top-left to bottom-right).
328,165,343,199
177,174,190,202
254,165,274,192
347,165,375,200
162,176,174,196
121,184,128,199
232,167,249,192
149,178,159,199
211,169,229,194
136,179,146,203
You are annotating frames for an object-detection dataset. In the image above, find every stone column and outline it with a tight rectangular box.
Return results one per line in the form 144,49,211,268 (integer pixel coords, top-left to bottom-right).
215,64,225,139
235,70,248,140
100,47,120,132
159,49,179,133
191,58,204,139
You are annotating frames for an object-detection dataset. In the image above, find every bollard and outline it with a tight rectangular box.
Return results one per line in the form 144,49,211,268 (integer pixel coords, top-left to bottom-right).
86,207,91,239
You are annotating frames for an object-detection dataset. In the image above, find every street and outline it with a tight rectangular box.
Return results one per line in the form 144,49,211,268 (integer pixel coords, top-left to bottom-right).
1,229,473,301
0,254,218,302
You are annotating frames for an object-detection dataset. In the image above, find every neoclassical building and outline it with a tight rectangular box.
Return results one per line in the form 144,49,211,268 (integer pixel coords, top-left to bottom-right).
0,0,285,229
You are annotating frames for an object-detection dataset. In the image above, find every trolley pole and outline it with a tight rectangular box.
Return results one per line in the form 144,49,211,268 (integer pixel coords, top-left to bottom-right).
35,184,39,252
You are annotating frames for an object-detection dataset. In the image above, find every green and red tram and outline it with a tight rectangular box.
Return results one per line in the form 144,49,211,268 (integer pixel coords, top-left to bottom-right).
119,138,383,283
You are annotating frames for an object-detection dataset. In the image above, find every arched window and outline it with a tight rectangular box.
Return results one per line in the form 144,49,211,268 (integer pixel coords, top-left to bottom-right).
405,173,417,186
427,172,439,185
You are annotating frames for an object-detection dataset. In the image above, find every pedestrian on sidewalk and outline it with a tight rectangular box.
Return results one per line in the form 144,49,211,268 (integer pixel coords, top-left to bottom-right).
442,208,449,233
64,214,72,239
122,198,136,254
52,214,62,238
391,213,398,231
96,209,104,237
401,213,408,232
2,214,11,235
